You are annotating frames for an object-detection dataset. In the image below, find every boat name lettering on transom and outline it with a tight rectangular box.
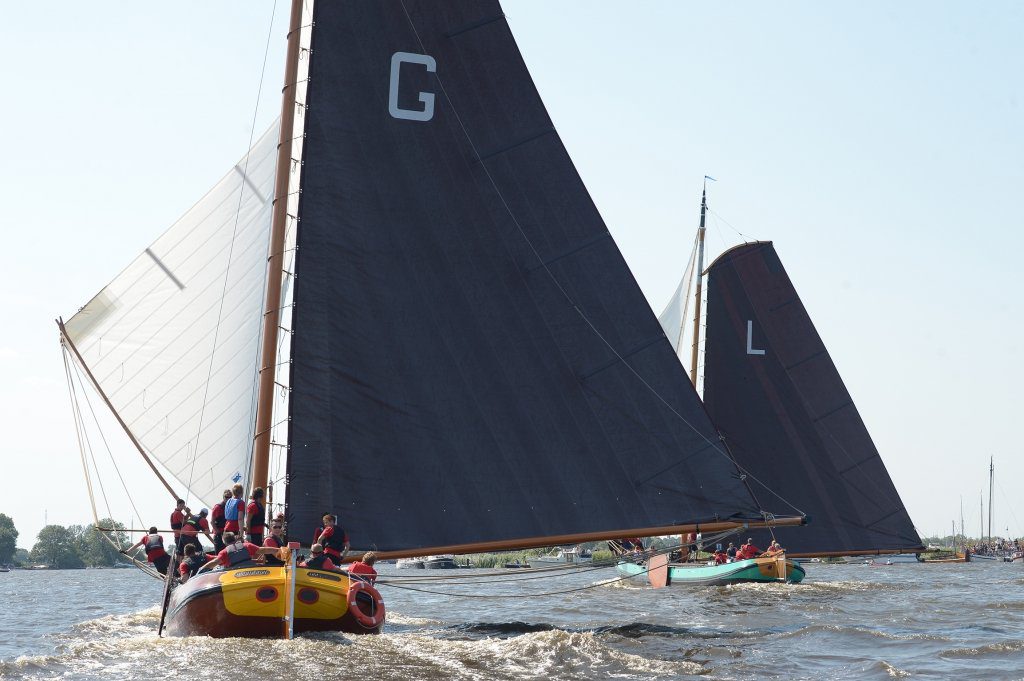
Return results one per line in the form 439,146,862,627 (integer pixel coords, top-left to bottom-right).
389,52,436,122
746,320,766,356
306,571,342,581
233,569,271,578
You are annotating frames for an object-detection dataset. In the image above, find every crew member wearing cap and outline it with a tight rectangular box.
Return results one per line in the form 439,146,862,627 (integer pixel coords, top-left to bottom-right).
300,543,340,571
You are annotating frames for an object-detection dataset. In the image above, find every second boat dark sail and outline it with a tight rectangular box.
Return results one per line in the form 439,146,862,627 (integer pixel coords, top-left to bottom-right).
702,241,923,556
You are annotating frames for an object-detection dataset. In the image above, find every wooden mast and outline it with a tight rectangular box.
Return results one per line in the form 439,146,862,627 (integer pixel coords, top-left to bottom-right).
252,0,306,492
688,183,708,387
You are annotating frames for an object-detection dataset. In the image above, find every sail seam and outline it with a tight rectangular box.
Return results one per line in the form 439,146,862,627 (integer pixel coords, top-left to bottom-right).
783,349,827,371
445,13,506,38
578,334,665,381
477,127,555,162
526,231,611,272
812,400,853,422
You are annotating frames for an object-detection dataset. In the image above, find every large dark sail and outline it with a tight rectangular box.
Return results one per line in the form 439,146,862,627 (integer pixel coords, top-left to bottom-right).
703,242,922,555
286,1,779,552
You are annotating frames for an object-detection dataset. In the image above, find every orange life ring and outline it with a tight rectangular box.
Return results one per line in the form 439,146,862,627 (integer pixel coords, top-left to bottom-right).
347,580,385,629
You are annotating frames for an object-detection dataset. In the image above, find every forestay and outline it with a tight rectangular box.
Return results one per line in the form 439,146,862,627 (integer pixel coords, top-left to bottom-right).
287,1,780,552
702,242,922,555
657,233,698,361
63,123,279,506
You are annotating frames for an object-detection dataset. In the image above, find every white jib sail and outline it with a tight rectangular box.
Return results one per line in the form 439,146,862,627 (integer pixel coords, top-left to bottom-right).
64,122,279,507
657,232,699,362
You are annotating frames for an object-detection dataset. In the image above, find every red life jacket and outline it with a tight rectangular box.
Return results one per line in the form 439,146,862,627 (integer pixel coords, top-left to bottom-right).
263,534,285,548
170,509,185,538
211,503,226,531
320,525,347,557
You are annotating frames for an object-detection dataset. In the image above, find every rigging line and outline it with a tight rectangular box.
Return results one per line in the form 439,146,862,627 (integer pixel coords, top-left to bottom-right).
396,3,802,521
64,348,101,527
996,480,1022,536
69,348,147,527
186,0,279,504
706,207,753,242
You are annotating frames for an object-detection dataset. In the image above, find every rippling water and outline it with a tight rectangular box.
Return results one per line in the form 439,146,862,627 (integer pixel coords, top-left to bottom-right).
2,561,1023,679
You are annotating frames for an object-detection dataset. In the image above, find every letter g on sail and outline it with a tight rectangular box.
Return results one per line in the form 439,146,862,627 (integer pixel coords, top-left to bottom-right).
389,52,436,121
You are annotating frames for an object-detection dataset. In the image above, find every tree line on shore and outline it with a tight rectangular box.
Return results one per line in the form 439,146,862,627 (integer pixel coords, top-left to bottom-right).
0,513,135,569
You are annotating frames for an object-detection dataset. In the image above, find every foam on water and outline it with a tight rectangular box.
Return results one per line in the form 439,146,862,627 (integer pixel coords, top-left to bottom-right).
3,563,1024,679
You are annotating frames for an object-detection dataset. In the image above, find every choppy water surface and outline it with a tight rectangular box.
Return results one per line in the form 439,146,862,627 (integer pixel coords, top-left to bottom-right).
1,561,1023,680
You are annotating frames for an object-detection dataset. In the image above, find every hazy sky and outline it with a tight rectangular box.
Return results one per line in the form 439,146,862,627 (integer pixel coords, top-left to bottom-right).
1,2,1021,548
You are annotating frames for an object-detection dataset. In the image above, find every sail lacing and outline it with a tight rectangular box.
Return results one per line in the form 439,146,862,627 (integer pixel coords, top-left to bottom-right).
394,1,803,524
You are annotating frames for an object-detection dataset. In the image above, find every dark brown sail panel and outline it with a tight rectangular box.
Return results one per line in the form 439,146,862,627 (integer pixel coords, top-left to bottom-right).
703,242,922,555
286,1,777,552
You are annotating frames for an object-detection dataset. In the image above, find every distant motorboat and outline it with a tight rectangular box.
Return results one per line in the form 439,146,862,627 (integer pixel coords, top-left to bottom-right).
503,560,531,569
423,555,459,569
533,546,593,565
396,558,425,569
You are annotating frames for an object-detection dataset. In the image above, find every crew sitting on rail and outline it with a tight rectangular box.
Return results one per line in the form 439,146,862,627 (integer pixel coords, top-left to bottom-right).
713,545,728,565
738,538,761,560
178,544,215,582
198,531,279,572
316,514,350,562
347,551,378,584
244,487,267,546
180,508,214,553
301,543,339,571
210,489,231,553
170,499,187,553
124,527,171,575
761,541,785,557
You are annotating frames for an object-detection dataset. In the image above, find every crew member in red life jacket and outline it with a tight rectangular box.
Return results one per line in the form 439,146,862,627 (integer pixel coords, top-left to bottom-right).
317,514,350,562
262,521,286,566
739,538,761,560
210,489,231,553
178,544,215,582
347,551,378,585
244,487,266,546
198,531,280,572
311,510,331,545
125,527,171,575
762,540,784,557
223,484,246,537
170,499,187,553
180,508,214,553
300,543,339,571
713,545,728,565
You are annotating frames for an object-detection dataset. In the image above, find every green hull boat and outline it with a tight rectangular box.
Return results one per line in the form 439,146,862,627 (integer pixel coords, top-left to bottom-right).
617,555,805,586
